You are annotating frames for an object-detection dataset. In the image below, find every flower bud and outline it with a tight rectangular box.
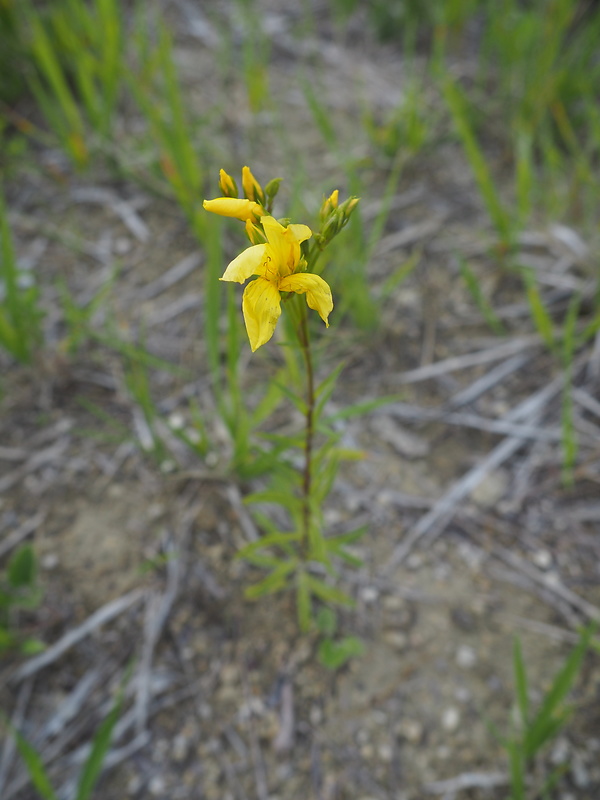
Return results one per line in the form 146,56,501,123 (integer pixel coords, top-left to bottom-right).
320,189,339,221
264,177,283,205
203,197,262,222
242,166,266,205
338,196,360,220
245,219,267,244
218,169,238,197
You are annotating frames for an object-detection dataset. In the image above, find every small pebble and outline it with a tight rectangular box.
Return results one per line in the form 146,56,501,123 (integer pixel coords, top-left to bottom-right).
360,743,374,759
149,776,166,796
168,412,185,430
378,743,394,762
360,586,379,603
551,737,570,764
395,719,423,744
471,469,509,507
441,707,460,732
532,549,552,569
382,595,405,611
454,686,471,703
220,663,240,687
172,733,190,762
41,553,59,570
383,631,408,651
127,775,143,795
571,754,590,788
369,709,388,726
113,235,132,255
456,644,477,669
406,553,423,570
356,729,370,745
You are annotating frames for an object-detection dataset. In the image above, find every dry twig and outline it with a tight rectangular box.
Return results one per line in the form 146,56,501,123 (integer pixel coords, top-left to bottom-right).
11,588,146,683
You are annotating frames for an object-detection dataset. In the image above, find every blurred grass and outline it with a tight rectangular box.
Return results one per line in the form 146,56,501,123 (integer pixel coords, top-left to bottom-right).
0,0,596,463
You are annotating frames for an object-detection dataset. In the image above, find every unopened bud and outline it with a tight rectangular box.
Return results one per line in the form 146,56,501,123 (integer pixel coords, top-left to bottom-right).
338,196,360,220
218,169,238,197
245,219,267,244
242,166,266,205
264,177,283,204
320,189,339,221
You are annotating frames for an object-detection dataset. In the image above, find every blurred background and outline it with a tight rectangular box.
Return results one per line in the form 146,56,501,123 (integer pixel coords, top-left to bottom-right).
1,1,600,798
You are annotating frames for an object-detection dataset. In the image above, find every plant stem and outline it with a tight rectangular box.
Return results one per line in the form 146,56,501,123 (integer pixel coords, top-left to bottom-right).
298,302,315,557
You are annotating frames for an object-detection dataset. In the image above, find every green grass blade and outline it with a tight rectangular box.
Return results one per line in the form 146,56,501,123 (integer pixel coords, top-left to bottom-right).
513,636,529,726
74,694,123,800
443,78,513,245
459,257,506,335
524,626,592,758
507,739,526,800
7,724,59,800
521,268,556,351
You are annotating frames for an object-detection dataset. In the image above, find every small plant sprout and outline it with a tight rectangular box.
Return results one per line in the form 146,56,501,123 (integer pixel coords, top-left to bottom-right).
204,167,362,632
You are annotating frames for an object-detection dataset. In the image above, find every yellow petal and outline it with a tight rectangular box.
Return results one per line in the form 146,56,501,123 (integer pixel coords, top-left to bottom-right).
203,197,262,221
261,217,312,277
279,273,333,326
242,277,282,351
260,216,291,275
286,223,312,244
261,215,287,244
220,244,267,283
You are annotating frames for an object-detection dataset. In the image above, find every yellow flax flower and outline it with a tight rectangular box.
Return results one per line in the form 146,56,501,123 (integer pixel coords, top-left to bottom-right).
203,197,263,222
220,216,333,351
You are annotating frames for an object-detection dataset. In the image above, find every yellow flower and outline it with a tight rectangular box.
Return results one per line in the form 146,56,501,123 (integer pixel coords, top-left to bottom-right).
203,197,263,222
220,216,333,351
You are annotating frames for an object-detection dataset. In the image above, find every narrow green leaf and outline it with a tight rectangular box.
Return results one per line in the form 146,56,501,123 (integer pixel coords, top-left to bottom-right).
521,268,556,351
525,626,592,757
443,78,513,244
513,637,529,726
379,249,420,300
296,571,312,633
459,257,506,335
244,490,303,516
8,544,36,589
7,724,58,800
316,606,337,636
272,380,307,415
236,531,301,561
318,636,364,670
326,526,369,547
75,693,123,800
326,394,403,423
245,560,297,599
507,739,526,800
314,362,346,420
305,575,355,608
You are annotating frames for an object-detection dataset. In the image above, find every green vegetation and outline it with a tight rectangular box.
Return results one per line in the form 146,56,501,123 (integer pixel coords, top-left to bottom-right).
0,544,44,656
494,628,596,799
